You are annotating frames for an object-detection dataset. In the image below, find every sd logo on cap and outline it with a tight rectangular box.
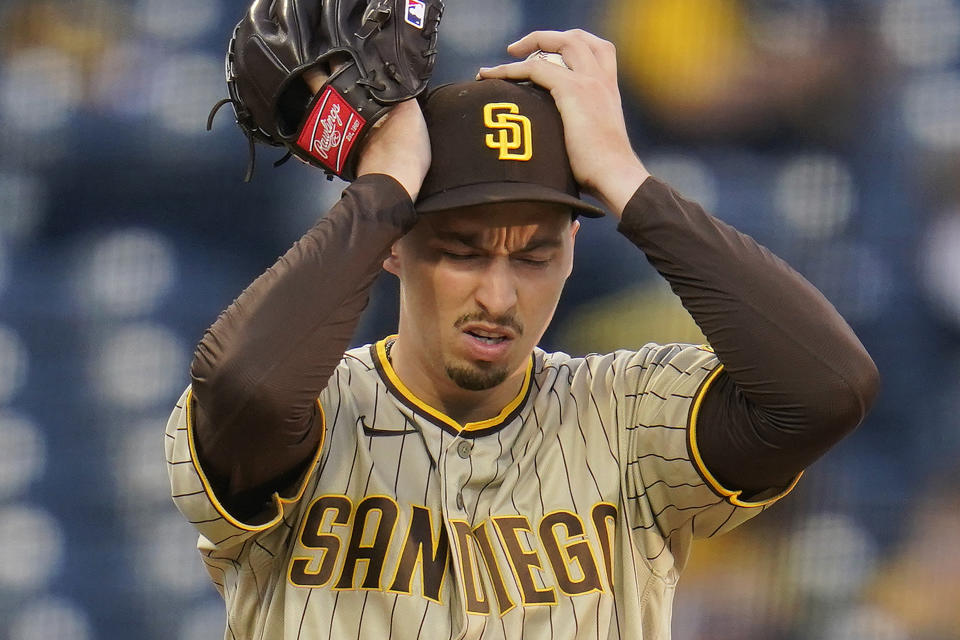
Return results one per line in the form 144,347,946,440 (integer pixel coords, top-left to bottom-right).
483,102,533,161
415,79,605,218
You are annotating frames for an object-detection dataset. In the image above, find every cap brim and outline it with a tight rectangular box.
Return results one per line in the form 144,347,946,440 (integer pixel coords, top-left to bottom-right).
415,182,606,218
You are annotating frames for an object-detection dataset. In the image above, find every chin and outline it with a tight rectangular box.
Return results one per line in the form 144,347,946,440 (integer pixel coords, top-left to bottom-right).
445,361,510,392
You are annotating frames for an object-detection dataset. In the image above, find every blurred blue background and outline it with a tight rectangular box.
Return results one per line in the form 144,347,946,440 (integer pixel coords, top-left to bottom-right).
0,0,959,638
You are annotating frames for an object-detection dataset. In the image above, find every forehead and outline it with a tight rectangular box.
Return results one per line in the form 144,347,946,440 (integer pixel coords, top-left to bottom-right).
419,201,573,240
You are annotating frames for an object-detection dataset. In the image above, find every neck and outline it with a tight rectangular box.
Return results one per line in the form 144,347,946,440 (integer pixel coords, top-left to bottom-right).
387,336,528,425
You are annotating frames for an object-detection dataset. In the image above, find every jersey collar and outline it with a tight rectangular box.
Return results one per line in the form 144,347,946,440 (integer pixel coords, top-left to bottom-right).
371,335,533,438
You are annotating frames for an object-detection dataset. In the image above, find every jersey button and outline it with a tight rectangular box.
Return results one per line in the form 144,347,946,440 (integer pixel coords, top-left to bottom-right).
456,492,465,510
456,441,472,459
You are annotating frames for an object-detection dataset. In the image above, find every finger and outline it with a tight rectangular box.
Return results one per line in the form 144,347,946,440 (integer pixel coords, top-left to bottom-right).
303,68,327,93
556,29,618,80
570,29,619,78
509,29,616,79
506,30,565,57
505,30,600,75
476,58,571,90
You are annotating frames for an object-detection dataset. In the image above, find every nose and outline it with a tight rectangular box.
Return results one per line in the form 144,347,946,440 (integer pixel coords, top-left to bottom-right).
474,257,518,317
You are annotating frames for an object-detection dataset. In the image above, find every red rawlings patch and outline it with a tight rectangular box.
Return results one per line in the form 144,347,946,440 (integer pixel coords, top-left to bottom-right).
296,86,365,175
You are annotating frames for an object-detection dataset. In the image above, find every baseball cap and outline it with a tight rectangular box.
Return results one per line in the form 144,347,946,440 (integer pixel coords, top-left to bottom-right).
415,79,606,218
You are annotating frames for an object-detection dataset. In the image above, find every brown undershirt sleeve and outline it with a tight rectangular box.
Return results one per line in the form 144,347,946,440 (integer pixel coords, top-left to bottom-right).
617,177,880,496
189,174,417,517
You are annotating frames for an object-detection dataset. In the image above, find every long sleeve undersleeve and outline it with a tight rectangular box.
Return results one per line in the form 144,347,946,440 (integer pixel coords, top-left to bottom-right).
617,177,879,495
189,174,418,515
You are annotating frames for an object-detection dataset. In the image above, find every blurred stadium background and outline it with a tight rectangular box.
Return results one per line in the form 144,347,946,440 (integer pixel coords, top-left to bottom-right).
0,0,958,638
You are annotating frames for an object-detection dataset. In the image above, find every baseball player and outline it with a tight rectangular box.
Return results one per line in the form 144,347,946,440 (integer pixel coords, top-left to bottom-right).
166,29,878,639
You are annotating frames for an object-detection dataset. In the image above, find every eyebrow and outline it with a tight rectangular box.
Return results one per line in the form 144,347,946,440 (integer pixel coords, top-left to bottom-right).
433,231,564,251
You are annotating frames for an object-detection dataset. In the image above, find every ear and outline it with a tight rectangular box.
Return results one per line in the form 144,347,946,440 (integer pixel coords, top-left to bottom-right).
383,240,402,276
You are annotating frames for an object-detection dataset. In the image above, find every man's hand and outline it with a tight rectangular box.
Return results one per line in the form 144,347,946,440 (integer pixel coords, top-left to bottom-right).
305,71,431,201
478,30,650,216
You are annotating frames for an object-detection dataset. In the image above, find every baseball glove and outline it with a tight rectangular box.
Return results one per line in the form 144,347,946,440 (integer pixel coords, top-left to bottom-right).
208,0,444,181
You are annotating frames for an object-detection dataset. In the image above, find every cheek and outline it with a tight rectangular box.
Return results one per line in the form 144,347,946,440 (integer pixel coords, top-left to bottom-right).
403,262,473,323
519,271,568,326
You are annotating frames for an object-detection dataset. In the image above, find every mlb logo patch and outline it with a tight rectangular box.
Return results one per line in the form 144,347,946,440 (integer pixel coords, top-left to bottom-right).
405,0,425,29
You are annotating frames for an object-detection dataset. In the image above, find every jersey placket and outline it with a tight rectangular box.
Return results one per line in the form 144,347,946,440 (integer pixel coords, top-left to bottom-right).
439,431,491,636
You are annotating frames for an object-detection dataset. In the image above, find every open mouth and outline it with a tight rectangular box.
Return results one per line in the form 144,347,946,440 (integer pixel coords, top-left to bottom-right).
465,329,509,344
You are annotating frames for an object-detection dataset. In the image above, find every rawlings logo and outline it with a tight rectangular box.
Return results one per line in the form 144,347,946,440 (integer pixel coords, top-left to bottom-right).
314,103,344,159
405,0,426,29
483,102,533,161
297,87,366,174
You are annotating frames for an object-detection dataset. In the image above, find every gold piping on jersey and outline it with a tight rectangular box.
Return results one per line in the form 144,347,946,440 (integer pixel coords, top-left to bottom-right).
537,510,605,598
332,495,402,591
385,503,449,604
371,336,533,438
492,515,559,607
282,494,621,613
470,520,517,615
450,519,492,614
184,387,327,531
686,366,802,508
288,494,352,588
591,503,618,591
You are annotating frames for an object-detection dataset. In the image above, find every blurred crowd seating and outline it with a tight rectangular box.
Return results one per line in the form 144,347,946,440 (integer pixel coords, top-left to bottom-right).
1,0,958,638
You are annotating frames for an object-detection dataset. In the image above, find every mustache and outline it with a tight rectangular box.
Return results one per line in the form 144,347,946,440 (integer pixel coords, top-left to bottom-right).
454,311,524,336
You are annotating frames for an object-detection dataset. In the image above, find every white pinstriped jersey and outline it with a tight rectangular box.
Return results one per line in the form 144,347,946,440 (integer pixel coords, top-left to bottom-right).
166,337,796,639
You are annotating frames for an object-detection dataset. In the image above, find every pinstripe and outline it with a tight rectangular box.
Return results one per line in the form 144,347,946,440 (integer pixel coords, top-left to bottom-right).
706,504,737,538
387,593,401,639
645,537,669,562
550,387,584,639
357,591,372,638
393,417,410,490
342,415,363,494
552,399,578,512
172,488,206,498
416,421,443,640
506,435,529,640
354,432,381,639
362,431,376,489
315,365,364,640
166,342,789,639
411,599,428,640
322,591,340,640
568,391,603,501
582,358,620,469
295,567,316,639
249,554,265,640
470,429,505,523
254,539,275,557
529,403,556,640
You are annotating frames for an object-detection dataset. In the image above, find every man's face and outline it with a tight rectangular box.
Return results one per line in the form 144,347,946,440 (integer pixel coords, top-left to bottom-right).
385,202,579,392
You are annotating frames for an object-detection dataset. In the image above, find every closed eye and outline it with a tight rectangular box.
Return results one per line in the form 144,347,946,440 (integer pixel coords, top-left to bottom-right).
514,253,553,266
442,250,481,260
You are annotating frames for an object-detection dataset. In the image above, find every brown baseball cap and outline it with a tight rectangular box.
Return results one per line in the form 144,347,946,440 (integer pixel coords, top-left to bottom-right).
415,79,606,218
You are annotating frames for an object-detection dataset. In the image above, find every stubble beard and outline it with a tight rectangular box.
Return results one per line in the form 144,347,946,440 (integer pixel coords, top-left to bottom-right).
444,360,510,391
445,311,524,391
